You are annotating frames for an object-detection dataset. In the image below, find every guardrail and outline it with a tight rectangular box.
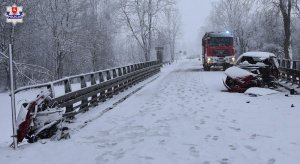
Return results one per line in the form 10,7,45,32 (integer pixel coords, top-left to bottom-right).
15,61,162,117
278,59,300,87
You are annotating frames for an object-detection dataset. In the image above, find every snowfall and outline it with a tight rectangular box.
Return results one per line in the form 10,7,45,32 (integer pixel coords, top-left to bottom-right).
1,59,300,164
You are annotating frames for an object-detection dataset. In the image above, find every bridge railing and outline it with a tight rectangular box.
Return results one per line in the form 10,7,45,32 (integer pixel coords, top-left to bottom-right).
278,59,300,86
15,61,161,117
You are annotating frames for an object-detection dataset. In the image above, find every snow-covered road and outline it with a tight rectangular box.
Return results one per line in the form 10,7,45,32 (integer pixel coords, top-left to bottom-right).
1,59,300,164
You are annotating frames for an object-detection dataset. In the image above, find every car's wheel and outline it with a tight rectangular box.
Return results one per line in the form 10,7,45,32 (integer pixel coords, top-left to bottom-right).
206,65,211,71
203,64,207,71
223,65,229,71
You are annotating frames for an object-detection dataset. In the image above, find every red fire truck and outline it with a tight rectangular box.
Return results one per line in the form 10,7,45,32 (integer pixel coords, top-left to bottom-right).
202,31,236,71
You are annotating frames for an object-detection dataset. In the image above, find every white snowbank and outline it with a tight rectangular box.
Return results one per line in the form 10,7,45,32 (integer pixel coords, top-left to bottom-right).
224,66,256,78
245,87,278,96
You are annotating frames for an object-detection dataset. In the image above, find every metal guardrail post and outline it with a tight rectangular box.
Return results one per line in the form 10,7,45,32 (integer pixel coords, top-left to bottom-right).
99,72,106,102
90,74,98,106
46,85,53,98
106,70,113,98
64,79,73,113
14,60,162,120
130,65,134,87
118,68,124,92
128,66,132,88
80,76,88,111
112,69,119,95
123,67,128,90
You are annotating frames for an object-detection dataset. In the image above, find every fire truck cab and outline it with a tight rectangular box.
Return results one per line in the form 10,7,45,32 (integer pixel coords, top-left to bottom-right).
202,31,236,71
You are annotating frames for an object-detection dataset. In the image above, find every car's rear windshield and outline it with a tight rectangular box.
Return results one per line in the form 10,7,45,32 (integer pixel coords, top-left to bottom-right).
238,56,269,65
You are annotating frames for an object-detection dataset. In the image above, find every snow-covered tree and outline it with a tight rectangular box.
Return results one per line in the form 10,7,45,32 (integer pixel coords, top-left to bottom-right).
0,0,181,89
207,0,255,55
119,0,175,61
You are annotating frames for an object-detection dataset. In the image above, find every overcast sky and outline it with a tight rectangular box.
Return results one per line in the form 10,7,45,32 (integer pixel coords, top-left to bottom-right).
177,0,214,55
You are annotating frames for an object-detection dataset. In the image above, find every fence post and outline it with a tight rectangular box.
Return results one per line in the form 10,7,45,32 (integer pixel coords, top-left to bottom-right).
80,76,89,111
90,74,98,106
64,79,73,113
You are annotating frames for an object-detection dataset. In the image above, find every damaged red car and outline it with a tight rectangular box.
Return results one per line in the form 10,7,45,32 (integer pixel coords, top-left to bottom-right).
223,51,279,93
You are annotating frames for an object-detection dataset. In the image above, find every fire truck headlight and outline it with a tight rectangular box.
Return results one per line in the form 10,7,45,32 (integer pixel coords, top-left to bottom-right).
207,57,212,63
231,57,235,62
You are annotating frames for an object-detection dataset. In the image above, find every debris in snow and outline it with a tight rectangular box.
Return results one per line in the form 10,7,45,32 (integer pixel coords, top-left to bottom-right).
244,87,278,96
290,89,295,95
291,104,295,108
39,139,47,144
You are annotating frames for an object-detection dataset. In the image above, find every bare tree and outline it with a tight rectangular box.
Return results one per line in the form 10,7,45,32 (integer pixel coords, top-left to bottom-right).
208,0,255,55
0,0,181,90
278,0,298,59
120,0,173,61
259,0,299,60
161,5,181,61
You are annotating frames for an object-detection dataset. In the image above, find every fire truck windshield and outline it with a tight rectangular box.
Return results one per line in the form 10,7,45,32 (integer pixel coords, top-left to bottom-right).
209,37,233,46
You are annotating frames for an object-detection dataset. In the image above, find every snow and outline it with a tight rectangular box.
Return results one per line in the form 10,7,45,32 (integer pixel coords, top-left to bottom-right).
238,51,276,59
1,59,300,164
245,87,279,96
224,66,256,78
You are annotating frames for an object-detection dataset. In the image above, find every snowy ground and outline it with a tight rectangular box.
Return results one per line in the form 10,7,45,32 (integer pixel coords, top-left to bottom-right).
1,59,300,164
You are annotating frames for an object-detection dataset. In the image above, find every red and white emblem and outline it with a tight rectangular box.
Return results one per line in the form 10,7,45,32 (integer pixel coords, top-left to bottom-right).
12,6,18,14
5,4,24,25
